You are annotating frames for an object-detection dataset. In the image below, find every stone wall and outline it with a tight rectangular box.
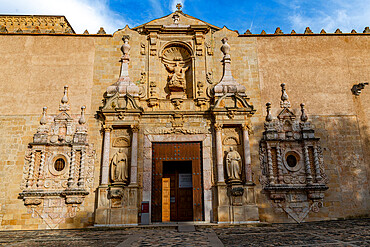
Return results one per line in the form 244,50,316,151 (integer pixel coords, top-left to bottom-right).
255,35,370,222
0,34,107,230
0,29,369,229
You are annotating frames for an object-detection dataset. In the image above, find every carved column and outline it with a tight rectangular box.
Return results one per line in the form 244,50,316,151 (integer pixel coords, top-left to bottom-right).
215,123,224,183
313,143,322,182
101,126,112,186
303,144,313,185
276,144,283,184
37,150,45,188
267,144,275,185
130,125,139,185
78,149,85,188
68,149,76,188
242,124,252,184
26,151,35,189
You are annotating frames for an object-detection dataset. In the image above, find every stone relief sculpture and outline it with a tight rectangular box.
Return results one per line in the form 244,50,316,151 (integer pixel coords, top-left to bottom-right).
165,60,189,92
226,147,242,183
110,149,129,185
161,45,192,102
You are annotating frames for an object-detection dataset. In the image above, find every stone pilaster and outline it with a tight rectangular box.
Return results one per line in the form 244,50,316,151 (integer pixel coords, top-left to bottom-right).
130,125,139,185
242,124,252,184
101,126,112,186
214,123,224,183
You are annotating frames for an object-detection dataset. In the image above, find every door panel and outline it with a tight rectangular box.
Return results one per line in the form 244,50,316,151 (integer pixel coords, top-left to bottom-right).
152,142,203,222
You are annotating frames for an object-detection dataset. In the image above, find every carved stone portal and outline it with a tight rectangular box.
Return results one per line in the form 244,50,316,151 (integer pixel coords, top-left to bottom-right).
260,83,328,223
19,86,95,229
161,45,192,99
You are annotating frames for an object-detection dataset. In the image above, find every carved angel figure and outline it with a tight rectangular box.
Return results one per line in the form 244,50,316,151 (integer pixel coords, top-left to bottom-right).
110,149,129,184
226,147,242,182
165,61,189,91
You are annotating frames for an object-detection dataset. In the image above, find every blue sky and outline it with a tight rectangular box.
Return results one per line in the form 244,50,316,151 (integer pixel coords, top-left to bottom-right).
0,0,369,34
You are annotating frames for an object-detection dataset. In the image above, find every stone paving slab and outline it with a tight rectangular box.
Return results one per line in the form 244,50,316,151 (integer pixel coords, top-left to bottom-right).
213,219,370,247
0,219,368,247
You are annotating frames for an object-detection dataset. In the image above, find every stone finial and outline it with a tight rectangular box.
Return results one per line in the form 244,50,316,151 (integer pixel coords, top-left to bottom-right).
363,27,370,33
213,37,246,96
79,106,86,125
244,29,252,34
261,30,266,35
300,103,308,122
266,103,272,122
351,29,357,34
59,85,71,111
120,35,130,61
280,83,291,108
106,36,139,97
335,28,342,34
291,30,296,34
40,107,47,125
304,27,313,34
97,27,106,34
274,27,283,34
220,37,230,58
176,3,182,11
320,29,326,34
61,85,69,104
83,29,89,34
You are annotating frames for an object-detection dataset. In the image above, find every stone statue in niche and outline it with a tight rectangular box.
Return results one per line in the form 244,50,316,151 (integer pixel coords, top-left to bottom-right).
226,147,242,183
162,46,192,98
165,59,189,92
110,149,129,185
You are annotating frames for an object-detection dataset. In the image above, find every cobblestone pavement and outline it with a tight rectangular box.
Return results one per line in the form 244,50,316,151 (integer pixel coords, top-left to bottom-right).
0,219,368,247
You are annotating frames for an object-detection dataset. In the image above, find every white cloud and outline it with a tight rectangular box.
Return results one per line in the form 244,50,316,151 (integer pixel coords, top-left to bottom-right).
0,0,127,34
149,0,164,17
287,0,370,33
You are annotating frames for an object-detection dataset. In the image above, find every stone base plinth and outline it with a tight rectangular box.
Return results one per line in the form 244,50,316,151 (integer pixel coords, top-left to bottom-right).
215,183,260,223
94,185,139,225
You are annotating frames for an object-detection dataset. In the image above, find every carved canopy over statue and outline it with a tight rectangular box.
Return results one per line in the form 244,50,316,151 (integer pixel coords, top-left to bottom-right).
226,147,242,183
110,149,129,185
162,45,192,94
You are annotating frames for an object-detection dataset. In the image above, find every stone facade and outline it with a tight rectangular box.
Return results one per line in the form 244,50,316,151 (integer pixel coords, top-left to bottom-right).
0,6,369,230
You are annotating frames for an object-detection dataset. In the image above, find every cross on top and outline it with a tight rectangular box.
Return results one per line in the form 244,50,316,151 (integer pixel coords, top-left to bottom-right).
176,3,182,11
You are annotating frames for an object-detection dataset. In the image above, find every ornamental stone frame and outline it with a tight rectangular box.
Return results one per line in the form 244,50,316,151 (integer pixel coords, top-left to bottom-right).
143,133,213,223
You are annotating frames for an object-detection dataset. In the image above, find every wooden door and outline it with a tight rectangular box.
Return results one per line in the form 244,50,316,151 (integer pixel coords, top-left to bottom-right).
152,142,203,222
162,178,170,222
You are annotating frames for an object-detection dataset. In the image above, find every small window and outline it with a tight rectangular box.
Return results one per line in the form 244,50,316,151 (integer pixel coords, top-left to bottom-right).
286,155,297,168
54,158,66,171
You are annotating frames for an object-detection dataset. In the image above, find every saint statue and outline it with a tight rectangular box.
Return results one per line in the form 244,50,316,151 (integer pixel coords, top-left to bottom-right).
110,149,129,184
165,61,189,92
226,147,242,183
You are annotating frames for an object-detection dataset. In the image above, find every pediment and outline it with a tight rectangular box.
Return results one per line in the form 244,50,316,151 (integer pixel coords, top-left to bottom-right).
54,111,72,121
277,107,296,120
133,11,220,32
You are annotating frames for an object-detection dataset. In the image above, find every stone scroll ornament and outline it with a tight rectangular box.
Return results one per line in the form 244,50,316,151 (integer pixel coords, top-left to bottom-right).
226,147,242,184
110,149,129,185
259,83,328,223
